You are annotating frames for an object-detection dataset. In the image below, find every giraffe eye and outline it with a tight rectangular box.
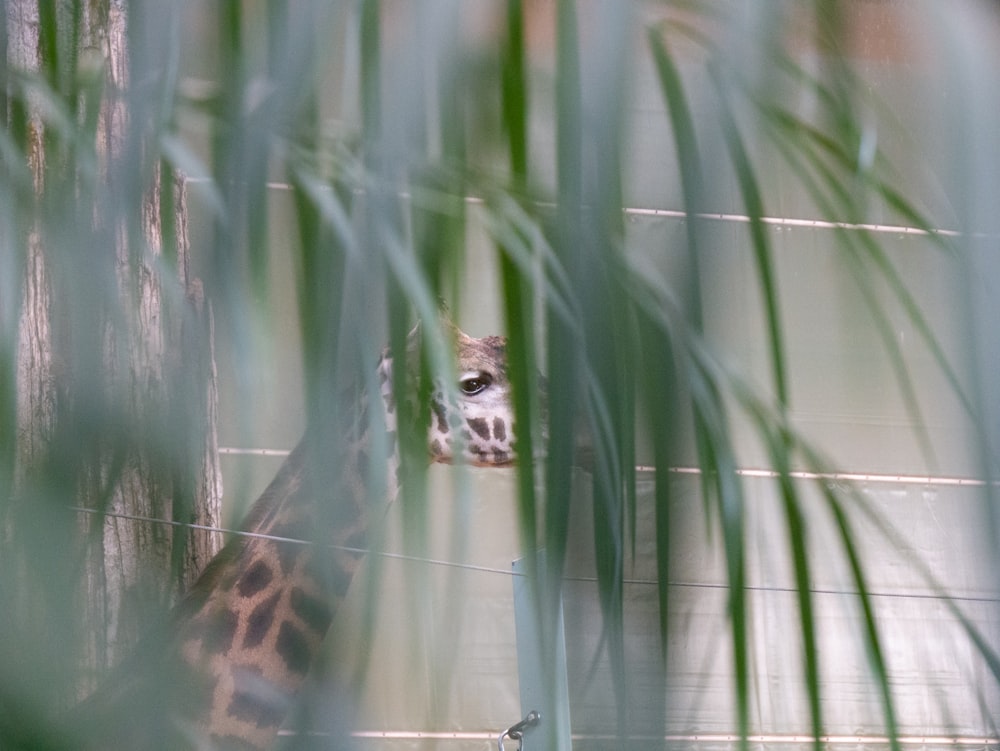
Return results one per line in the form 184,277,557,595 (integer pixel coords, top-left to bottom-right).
459,372,492,396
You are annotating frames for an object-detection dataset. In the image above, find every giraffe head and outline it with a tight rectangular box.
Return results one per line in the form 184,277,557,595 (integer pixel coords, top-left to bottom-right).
378,320,545,469
429,328,518,466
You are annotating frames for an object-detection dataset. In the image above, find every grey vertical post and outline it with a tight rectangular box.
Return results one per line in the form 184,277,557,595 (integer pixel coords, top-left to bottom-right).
512,556,572,751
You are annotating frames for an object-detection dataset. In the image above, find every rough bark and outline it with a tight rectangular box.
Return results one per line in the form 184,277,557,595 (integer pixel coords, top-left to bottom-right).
3,0,222,706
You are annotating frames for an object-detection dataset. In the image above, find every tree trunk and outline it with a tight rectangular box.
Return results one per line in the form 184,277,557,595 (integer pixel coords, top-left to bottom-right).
2,0,222,713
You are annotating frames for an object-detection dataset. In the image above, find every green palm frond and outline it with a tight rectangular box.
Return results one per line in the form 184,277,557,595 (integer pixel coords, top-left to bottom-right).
2,1,999,749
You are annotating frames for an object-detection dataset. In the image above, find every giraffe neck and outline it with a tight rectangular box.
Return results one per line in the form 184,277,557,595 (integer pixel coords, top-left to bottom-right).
175,362,400,750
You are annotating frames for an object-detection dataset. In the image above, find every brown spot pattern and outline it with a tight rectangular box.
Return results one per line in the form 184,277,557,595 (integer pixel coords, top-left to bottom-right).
431,401,449,434
467,417,491,440
198,608,239,654
237,560,273,597
493,417,507,442
291,587,332,633
276,621,311,675
243,591,281,649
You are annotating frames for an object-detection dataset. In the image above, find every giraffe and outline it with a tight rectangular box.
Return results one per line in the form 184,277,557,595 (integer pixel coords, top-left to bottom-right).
77,324,522,750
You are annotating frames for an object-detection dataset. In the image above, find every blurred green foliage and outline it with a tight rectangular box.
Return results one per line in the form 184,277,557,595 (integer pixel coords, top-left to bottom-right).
2,1,999,749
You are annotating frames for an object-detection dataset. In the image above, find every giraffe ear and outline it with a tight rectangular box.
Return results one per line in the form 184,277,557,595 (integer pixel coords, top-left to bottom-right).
402,320,423,365
441,316,471,344
402,307,471,360
435,303,477,344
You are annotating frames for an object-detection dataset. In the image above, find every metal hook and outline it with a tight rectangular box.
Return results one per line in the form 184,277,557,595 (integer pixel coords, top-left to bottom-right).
498,710,541,751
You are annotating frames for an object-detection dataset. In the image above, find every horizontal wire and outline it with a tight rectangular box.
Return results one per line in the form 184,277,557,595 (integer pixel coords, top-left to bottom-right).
69,504,1000,606
219,447,292,457
220,449,995,487
653,465,994,487
622,205,962,237
69,504,516,577
156,452,1000,607
187,177,967,239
